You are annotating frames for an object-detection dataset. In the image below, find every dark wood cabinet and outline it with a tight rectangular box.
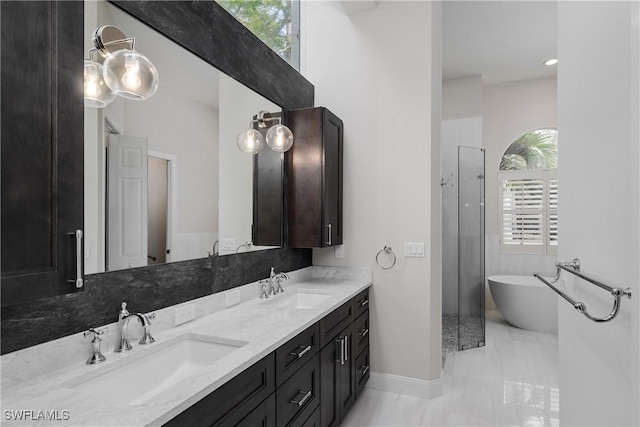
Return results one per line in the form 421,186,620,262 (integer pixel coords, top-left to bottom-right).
0,1,85,307
165,354,275,427
276,323,321,387
286,107,343,248
276,354,321,427
253,113,285,247
164,287,370,427
320,323,356,427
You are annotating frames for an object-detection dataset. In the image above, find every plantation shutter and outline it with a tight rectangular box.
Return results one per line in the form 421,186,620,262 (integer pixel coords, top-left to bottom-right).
500,171,545,253
547,170,558,254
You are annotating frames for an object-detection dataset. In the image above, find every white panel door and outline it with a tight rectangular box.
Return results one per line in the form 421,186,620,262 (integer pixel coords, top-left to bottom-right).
107,134,148,271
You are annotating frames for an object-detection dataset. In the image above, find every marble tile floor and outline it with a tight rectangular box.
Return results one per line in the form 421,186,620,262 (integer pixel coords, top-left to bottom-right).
343,312,559,426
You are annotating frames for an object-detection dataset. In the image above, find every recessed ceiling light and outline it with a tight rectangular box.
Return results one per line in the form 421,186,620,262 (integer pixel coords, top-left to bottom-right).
544,58,558,66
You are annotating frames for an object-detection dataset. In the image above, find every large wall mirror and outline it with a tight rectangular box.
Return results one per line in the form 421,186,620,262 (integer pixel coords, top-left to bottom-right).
84,1,283,274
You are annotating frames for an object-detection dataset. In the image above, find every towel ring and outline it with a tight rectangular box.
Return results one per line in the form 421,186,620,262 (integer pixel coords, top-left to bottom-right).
376,246,396,270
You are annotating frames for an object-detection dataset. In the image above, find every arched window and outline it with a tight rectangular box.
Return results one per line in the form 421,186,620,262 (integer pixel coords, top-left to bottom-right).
499,129,558,254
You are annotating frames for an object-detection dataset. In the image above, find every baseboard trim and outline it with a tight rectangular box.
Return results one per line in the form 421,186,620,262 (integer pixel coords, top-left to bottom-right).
366,371,443,399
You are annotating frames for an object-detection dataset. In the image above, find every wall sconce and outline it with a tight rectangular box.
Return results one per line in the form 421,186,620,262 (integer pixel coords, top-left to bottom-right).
84,25,159,108
237,111,294,154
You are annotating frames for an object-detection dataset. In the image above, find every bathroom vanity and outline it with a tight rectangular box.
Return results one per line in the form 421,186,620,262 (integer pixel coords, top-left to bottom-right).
0,267,371,426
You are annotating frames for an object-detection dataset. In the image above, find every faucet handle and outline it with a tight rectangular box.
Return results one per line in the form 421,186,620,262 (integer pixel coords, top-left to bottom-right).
84,326,108,338
119,301,130,320
84,327,108,365
260,279,270,299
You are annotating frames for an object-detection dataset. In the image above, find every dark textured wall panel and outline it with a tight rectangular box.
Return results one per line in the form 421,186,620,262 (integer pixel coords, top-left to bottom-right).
110,0,314,109
2,248,311,354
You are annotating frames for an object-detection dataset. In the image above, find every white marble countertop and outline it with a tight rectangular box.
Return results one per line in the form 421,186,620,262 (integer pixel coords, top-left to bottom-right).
0,267,371,426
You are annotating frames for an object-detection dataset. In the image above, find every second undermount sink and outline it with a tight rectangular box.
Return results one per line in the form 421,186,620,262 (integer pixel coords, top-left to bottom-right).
68,333,247,406
262,289,336,310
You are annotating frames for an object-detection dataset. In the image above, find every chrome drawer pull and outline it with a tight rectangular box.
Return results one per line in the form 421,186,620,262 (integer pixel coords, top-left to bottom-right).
290,390,312,407
359,365,370,376
344,335,348,361
327,224,332,246
335,337,345,365
360,299,369,307
358,328,369,337
290,345,312,358
68,230,84,288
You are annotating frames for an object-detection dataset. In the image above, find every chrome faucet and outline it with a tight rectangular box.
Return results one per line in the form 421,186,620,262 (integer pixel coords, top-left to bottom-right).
269,267,289,295
84,327,108,365
259,279,270,299
115,302,155,352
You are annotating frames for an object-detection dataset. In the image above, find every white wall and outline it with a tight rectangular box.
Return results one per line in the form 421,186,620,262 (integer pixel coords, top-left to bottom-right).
558,2,639,425
442,76,483,120
302,1,443,393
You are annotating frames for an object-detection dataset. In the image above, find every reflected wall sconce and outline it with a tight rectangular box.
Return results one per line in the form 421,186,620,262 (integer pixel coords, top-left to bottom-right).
84,25,159,108
237,111,294,154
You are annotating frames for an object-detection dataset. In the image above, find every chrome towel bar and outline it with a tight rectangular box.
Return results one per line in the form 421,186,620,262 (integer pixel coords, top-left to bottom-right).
534,258,632,323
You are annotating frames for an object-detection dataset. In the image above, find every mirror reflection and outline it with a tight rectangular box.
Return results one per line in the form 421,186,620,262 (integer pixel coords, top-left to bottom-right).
84,1,280,274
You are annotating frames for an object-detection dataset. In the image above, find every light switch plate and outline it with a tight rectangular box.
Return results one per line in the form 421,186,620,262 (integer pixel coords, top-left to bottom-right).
175,304,196,325
404,242,425,257
334,245,345,259
225,290,241,307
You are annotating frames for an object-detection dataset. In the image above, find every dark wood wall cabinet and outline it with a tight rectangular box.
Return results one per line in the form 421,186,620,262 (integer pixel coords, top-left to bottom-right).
0,1,85,307
286,107,344,248
164,287,370,427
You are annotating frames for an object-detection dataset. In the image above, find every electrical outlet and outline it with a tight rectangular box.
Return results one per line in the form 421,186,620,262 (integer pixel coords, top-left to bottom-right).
225,289,241,307
334,245,345,259
175,303,195,326
221,238,236,251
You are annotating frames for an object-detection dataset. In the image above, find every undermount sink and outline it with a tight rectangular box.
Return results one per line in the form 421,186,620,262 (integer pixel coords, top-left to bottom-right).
68,333,247,406
262,289,336,310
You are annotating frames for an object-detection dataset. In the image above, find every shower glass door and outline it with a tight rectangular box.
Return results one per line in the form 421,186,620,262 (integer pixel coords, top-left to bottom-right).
457,146,485,350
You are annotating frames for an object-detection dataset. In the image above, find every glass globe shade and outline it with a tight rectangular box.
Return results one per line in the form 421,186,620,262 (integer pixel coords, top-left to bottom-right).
237,128,265,154
266,124,294,152
103,49,159,100
84,60,116,108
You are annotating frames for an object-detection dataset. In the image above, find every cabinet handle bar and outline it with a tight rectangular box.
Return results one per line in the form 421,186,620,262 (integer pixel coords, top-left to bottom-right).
290,345,312,358
290,389,312,407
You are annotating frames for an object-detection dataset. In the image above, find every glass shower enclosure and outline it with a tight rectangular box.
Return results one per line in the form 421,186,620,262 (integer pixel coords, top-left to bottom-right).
442,145,485,360
457,146,485,350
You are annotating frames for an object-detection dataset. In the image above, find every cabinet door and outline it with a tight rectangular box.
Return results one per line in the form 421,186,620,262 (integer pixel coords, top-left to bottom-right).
321,109,343,247
319,323,355,427
0,1,84,306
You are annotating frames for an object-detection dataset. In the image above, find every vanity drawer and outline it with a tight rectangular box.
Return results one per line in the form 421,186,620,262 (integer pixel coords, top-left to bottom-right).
300,405,320,427
276,323,321,387
276,354,320,427
355,346,370,398
354,311,370,357
228,393,276,427
354,288,370,318
319,300,354,347
165,353,275,427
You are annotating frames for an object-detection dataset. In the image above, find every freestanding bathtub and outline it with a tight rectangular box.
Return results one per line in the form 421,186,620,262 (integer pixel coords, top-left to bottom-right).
488,275,558,334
